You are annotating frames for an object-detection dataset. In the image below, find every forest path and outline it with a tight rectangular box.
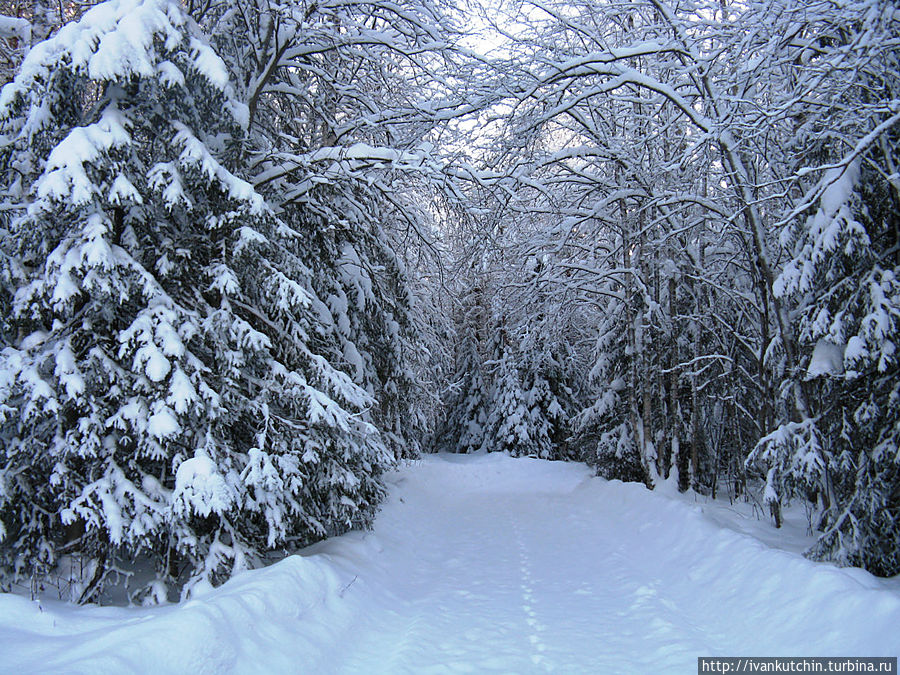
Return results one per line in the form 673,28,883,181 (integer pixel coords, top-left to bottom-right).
330,453,899,673
1,453,896,674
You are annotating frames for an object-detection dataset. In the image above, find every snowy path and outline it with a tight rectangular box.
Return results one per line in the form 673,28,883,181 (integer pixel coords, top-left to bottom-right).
1,453,898,673
337,461,697,672
333,454,899,673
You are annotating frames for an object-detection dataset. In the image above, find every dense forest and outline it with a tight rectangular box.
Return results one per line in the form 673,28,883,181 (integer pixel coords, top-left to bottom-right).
0,0,897,603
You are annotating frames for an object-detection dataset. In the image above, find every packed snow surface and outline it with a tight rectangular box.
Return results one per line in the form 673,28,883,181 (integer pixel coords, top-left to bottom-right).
1,453,898,673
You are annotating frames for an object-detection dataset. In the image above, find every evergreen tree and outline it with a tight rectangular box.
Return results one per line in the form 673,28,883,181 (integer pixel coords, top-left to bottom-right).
0,0,388,601
746,0,900,572
482,330,574,460
574,314,647,483
755,155,900,570
193,0,452,462
435,277,492,454
298,188,422,460
483,341,529,457
437,337,490,454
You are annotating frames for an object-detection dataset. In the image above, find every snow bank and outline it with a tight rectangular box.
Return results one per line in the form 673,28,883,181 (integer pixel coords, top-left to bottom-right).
565,478,900,657
0,555,361,674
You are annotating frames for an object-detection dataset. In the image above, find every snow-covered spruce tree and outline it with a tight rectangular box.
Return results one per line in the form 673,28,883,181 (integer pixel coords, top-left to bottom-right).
744,0,900,573
191,0,465,461
494,348,574,461
574,313,647,483
481,318,575,461
282,185,422,459
437,337,489,454
435,276,491,454
0,0,388,601
752,155,900,570
482,340,532,457
517,348,575,459
493,258,578,461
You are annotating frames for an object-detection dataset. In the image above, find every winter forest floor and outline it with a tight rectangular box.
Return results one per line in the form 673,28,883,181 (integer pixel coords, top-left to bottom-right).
1,453,898,673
